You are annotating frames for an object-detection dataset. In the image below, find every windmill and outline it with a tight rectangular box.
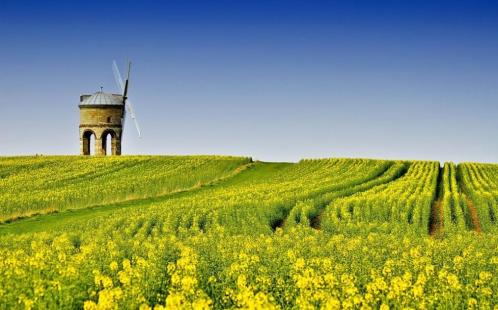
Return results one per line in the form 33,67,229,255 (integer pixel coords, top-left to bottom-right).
112,60,142,138
78,60,142,156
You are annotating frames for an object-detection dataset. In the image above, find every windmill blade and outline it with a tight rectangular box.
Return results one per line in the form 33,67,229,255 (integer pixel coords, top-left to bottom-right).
123,61,131,99
112,60,127,128
112,60,125,92
113,60,140,138
125,98,142,138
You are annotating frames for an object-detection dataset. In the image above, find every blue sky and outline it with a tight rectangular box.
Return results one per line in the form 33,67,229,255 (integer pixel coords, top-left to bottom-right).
1,0,498,162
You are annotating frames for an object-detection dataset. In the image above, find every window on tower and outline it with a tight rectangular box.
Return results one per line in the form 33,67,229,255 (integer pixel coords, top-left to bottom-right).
107,116,112,123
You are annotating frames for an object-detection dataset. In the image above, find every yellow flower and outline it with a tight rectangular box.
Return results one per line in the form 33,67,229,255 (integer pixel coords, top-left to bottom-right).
446,274,460,290
453,256,464,269
324,297,341,309
118,270,131,286
181,276,197,292
139,304,151,310
97,287,123,309
122,259,131,270
479,287,492,296
165,292,184,309
191,298,212,310
295,258,305,269
110,261,119,271
83,301,98,310
413,285,424,298
467,298,477,308
479,271,492,283
380,304,389,310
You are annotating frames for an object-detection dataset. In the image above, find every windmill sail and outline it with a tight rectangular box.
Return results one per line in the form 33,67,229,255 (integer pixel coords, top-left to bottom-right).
112,60,142,138
125,98,142,137
112,60,125,92
112,61,127,129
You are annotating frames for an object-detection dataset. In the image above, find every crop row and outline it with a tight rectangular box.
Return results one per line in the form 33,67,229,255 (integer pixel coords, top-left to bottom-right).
439,163,467,232
321,161,439,233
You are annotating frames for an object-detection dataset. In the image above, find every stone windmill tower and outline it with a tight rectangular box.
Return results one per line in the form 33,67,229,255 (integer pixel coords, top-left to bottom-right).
79,61,141,155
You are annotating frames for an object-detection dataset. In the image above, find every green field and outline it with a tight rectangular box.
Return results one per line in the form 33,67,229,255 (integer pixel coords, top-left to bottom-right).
1,156,498,309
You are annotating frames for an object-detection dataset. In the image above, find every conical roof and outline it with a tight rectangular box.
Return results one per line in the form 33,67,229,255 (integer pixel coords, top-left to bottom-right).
80,91,123,106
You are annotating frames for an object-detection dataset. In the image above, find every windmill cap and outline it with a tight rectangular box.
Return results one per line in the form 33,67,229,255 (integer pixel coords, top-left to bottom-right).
80,91,124,106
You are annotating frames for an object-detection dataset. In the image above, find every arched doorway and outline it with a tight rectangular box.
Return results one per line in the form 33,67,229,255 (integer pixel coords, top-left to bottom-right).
82,130,96,155
101,130,117,156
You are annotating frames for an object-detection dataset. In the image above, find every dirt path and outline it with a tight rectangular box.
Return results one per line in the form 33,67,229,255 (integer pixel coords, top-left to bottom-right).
466,197,482,233
310,214,321,230
428,201,444,236
454,166,482,233
429,166,444,236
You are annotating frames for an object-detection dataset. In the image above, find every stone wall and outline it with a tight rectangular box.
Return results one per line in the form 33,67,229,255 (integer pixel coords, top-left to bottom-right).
79,105,124,155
